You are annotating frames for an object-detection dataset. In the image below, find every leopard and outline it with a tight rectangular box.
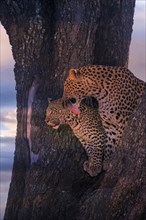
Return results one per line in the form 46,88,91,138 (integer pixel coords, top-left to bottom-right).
45,98,113,177
63,65,146,147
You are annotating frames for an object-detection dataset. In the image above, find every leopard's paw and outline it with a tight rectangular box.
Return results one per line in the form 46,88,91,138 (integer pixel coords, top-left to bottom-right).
83,161,102,177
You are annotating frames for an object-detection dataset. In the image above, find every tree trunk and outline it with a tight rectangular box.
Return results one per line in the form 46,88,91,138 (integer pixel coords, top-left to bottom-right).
1,1,145,220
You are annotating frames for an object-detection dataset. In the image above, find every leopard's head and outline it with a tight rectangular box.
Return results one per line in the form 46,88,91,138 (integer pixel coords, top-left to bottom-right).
45,99,65,129
45,98,78,129
63,68,92,115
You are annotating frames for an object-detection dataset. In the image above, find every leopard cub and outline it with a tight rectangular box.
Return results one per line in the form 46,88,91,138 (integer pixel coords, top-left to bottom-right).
45,98,113,177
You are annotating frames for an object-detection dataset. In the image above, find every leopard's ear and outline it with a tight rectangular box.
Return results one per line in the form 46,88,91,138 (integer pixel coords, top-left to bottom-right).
67,69,81,80
48,98,52,103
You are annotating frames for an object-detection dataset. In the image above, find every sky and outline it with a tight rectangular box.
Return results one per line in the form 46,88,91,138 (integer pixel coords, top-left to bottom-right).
0,21,16,220
129,0,146,81
0,1,146,219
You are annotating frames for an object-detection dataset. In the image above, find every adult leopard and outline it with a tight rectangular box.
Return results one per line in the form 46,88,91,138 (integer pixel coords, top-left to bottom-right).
45,98,113,177
63,65,146,145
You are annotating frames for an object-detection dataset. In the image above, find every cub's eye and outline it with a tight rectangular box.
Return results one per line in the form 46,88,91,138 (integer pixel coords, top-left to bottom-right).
47,109,52,115
69,98,76,104
62,101,65,108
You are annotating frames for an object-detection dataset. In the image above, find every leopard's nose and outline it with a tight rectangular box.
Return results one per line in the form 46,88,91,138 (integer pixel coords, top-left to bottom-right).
45,119,49,123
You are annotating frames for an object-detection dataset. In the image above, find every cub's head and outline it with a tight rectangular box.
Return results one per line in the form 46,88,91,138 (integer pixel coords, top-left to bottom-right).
45,99,65,129
45,98,79,129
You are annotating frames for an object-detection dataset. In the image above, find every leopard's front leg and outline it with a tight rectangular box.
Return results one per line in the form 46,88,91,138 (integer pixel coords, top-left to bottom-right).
82,142,104,177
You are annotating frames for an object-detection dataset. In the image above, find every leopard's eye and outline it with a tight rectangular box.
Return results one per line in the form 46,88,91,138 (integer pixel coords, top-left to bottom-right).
69,98,76,104
47,109,52,115
62,101,65,108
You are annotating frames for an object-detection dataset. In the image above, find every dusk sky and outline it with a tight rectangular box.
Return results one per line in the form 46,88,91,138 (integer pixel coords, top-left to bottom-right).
0,1,146,219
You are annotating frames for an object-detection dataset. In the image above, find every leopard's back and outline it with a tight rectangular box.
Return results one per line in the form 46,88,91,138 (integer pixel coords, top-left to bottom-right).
63,65,146,144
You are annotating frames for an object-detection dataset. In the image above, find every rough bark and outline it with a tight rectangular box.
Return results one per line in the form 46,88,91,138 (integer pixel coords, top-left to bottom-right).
1,1,145,220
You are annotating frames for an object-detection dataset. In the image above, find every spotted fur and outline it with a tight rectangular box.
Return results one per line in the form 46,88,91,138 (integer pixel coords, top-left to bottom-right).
45,99,113,177
63,65,146,146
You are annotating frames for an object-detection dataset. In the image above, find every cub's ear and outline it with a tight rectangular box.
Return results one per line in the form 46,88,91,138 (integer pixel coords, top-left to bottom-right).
67,68,81,80
48,98,52,103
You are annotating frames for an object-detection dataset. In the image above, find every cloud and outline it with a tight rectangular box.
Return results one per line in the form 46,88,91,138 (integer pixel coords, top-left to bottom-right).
0,24,16,111
0,136,15,144
136,1,145,11
0,111,17,124
0,23,15,67
1,159,14,172
0,109,17,138
1,130,16,140
0,90,16,108
0,138,14,176
1,65,16,108
129,39,146,81
133,2,146,37
0,171,13,184
129,1,146,82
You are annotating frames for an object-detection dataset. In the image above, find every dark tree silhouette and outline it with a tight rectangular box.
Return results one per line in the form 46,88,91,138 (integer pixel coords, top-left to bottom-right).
1,0,146,219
